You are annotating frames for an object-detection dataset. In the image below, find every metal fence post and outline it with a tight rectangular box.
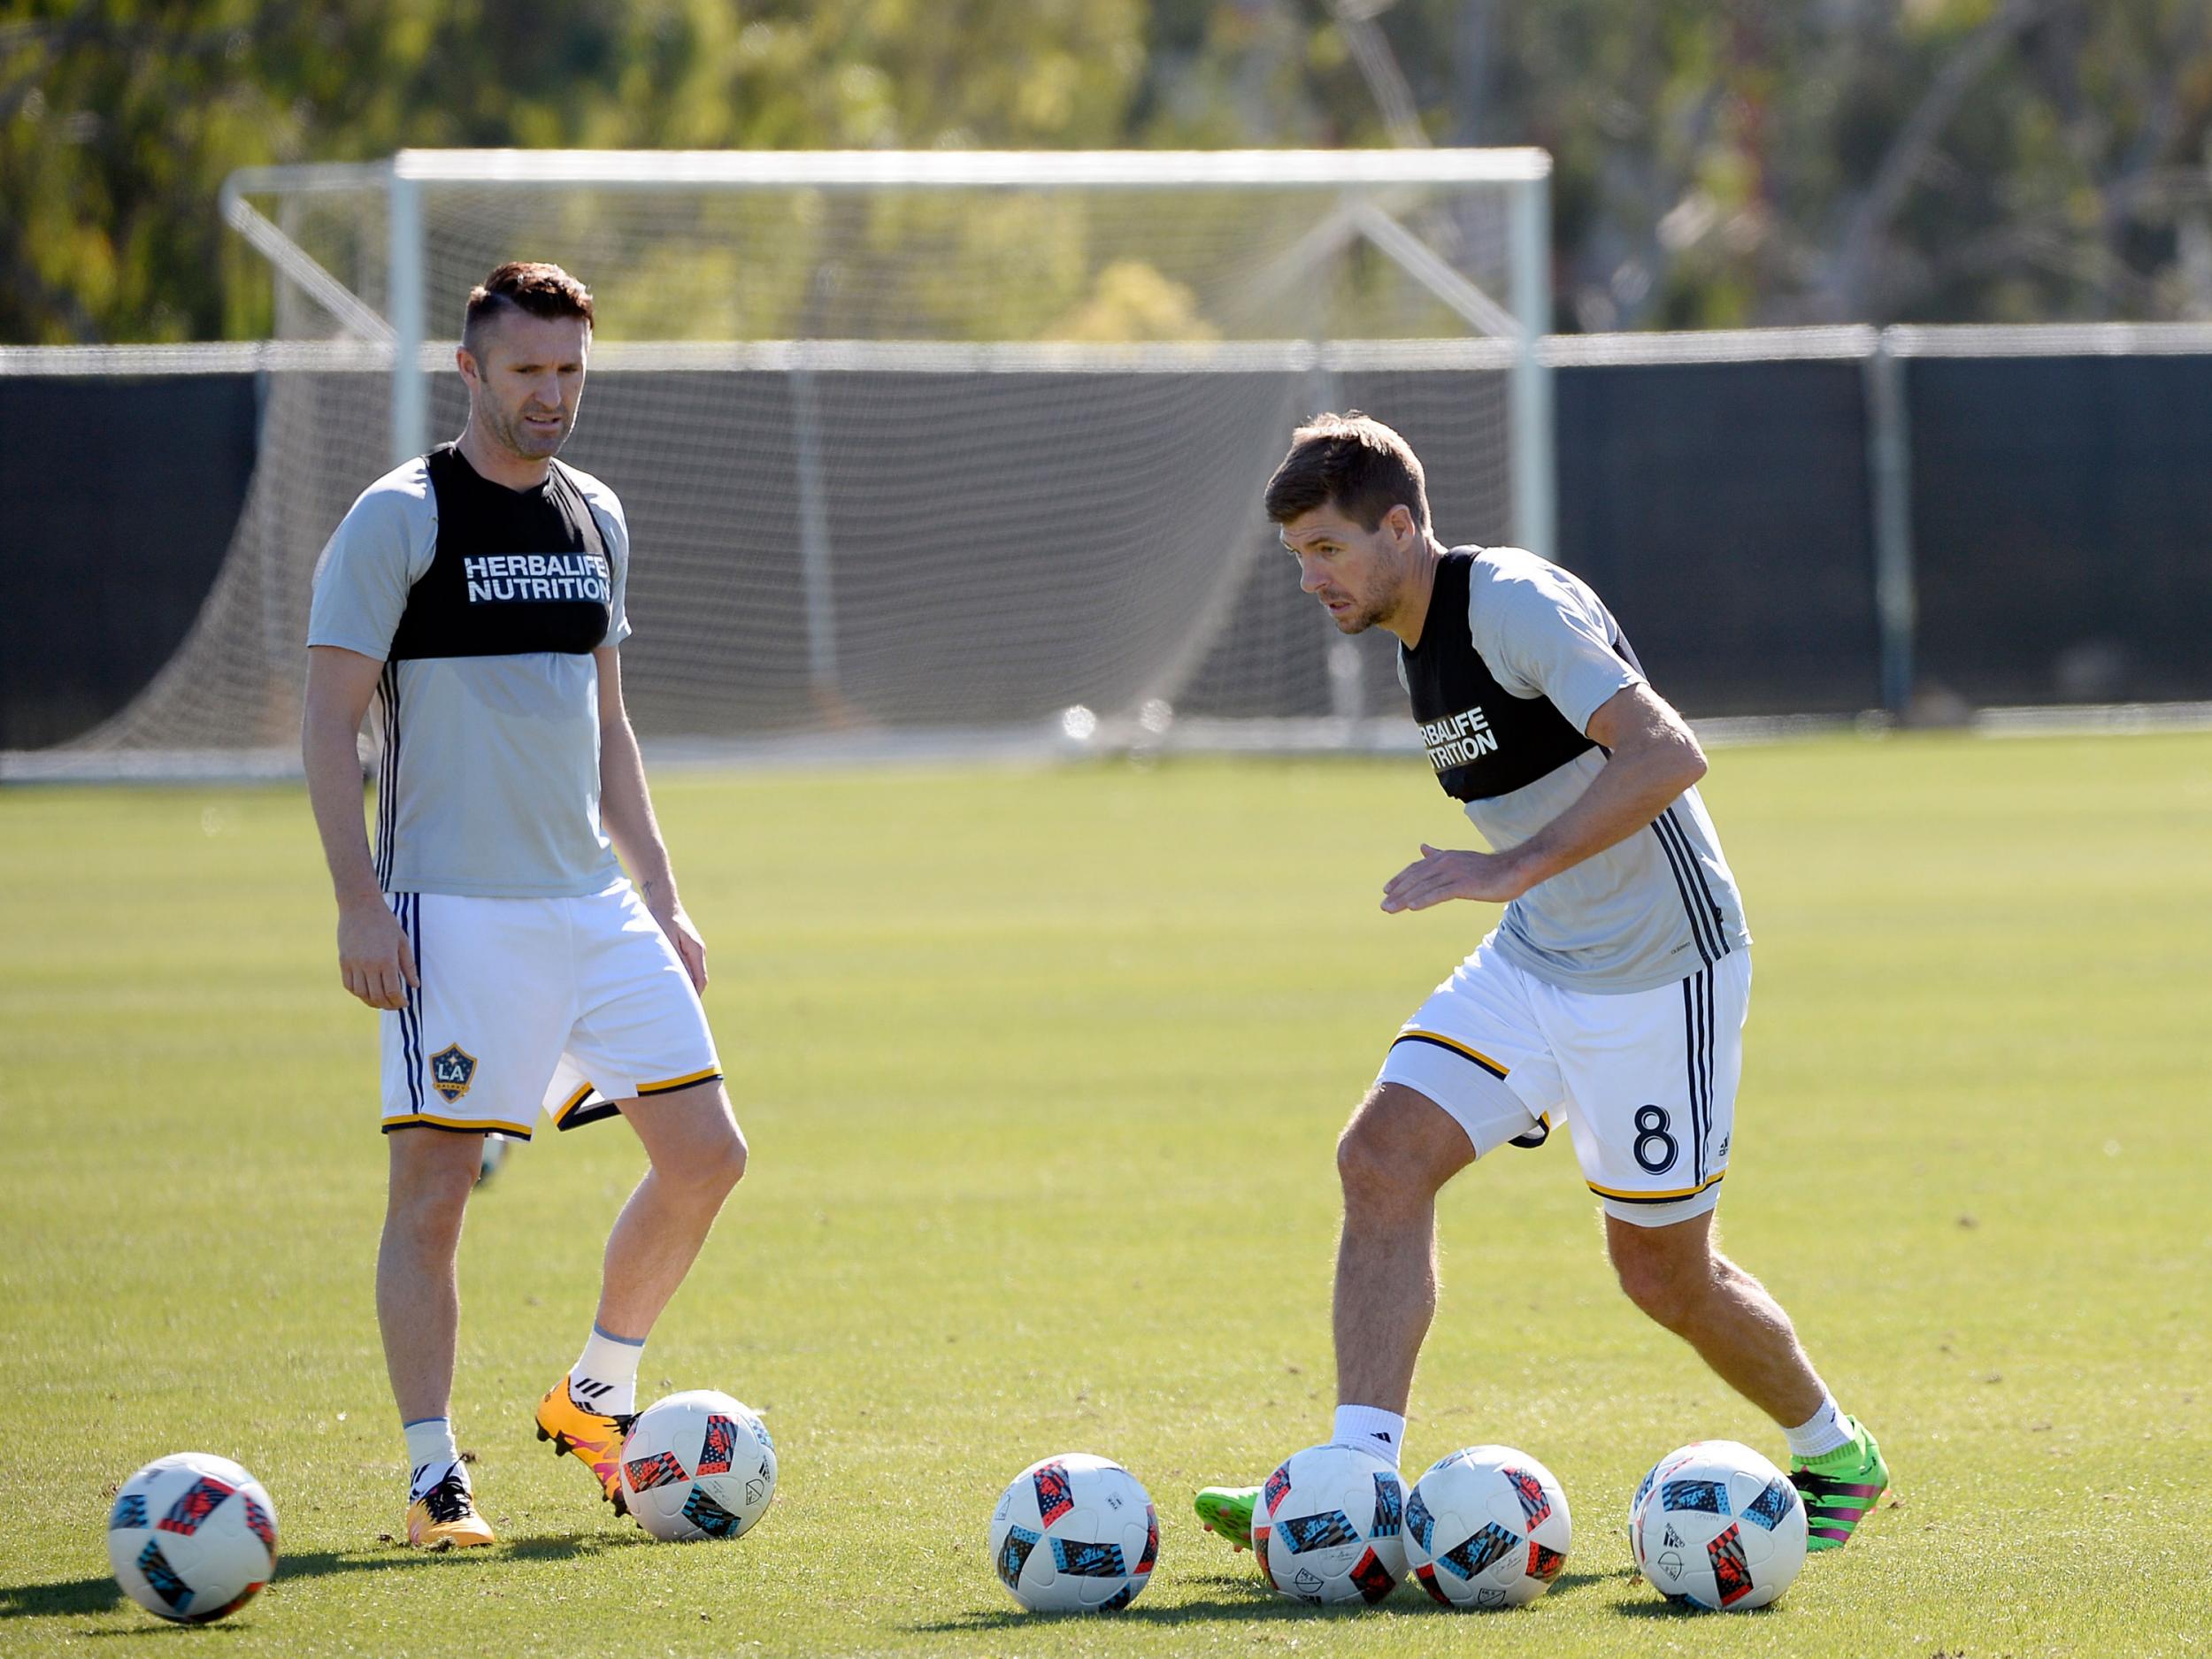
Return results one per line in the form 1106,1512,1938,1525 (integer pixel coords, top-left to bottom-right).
1863,329,1917,715
1509,173,1555,558
388,162,426,466
790,363,840,699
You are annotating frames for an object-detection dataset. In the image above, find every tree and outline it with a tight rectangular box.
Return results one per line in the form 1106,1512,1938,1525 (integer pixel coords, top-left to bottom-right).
1,0,1150,342
1135,0,2212,327
8,0,2212,341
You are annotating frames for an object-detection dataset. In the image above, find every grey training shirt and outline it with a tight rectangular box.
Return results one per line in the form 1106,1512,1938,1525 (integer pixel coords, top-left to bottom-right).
1402,546,1751,993
306,449,632,898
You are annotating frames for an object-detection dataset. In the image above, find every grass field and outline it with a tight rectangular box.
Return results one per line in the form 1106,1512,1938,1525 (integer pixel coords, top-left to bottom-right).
4,733,2209,1656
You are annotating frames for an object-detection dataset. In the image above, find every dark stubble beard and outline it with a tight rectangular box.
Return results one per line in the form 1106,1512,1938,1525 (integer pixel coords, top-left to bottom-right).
1324,573,1398,634
483,396,572,463
1341,543,1425,635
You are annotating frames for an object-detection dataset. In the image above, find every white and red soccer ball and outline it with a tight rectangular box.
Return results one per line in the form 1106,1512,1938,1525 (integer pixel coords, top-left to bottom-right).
107,1453,278,1624
618,1390,778,1543
1403,1444,1571,1609
987,1453,1159,1611
1629,1439,1807,1609
1252,1445,1406,1604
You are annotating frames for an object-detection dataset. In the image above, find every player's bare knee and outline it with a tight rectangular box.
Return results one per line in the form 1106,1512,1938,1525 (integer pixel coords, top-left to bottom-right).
1613,1256,1692,1331
1338,1083,1466,1217
386,1133,479,1225
1336,1115,1426,1220
384,1175,472,1248
661,1119,747,1202
704,1124,749,1195
1335,1122,1378,1201
1611,1244,1712,1333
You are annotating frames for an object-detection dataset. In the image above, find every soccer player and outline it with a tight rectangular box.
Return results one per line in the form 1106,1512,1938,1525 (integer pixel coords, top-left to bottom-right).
302,263,748,1549
1194,413,1887,1558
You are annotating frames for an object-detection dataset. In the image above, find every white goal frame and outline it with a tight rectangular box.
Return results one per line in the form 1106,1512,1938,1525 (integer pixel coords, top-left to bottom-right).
219,147,1556,559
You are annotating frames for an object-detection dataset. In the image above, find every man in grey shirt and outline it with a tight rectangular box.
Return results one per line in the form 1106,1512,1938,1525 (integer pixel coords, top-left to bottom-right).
303,263,746,1548
1194,413,1886,1569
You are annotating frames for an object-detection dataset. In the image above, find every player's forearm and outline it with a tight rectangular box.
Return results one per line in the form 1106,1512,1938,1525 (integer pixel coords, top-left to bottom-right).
1503,739,1707,893
599,716,679,902
301,701,383,907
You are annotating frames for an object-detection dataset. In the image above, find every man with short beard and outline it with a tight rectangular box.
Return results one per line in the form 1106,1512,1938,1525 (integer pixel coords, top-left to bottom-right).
1194,412,1886,1570
302,262,748,1548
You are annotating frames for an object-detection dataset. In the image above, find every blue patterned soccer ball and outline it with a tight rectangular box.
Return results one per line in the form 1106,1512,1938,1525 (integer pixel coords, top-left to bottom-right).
987,1453,1158,1611
1252,1445,1407,1605
107,1452,278,1624
1627,1437,1733,1540
1403,1445,1571,1609
1629,1440,1806,1610
618,1390,778,1542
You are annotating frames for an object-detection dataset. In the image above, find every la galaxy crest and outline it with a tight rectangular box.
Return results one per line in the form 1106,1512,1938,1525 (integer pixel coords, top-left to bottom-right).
429,1043,479,1103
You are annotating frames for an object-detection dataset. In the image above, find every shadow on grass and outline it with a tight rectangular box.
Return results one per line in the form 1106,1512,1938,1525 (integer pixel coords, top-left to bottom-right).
1610,1592,1786,1619
2,1531,654,1624
910,1567,1624,1632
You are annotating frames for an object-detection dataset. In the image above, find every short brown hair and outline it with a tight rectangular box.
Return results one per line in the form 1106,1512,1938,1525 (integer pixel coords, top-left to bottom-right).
461,262,595,357
1263,411,1431,534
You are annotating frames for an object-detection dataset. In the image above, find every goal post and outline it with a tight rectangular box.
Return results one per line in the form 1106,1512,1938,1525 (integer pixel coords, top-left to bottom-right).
85,146,1554,769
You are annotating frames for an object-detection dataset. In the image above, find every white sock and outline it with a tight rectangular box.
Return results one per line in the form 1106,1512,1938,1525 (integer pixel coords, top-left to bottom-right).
1783,1390,1854,1460
403,1417,462,1499
569,1322,645,1417
1331,1404,1407,1468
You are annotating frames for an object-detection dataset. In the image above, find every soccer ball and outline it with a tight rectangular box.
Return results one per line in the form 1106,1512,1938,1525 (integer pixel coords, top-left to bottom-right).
618,1390,777,1543
1403,1445,1571,1609
1627,1437,1732,1538
1252,1445,1406,1605
1629,1440,1806,1610
987,1453,1158,1611
107,1453,277,1624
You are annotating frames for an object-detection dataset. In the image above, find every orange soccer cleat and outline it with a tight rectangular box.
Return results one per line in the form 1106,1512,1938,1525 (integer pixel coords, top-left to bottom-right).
534,1377,635,1514
405,1469,495,1549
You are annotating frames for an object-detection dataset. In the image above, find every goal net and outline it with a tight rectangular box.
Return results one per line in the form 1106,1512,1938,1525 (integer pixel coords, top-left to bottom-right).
80,149,1550,769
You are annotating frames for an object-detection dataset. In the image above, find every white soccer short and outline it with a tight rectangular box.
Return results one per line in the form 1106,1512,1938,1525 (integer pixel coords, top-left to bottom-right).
1374,941,1752,1227
380,879,721,1138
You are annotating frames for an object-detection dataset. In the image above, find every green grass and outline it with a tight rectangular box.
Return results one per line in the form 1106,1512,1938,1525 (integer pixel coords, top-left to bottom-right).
4,733,2209,1656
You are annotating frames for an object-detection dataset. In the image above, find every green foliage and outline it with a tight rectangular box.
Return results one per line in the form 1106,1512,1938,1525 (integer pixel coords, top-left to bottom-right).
1142,0,2212,328
1,0,1149,342
3,736,2210,1652
5,3,2212,334
1052,257,1218,341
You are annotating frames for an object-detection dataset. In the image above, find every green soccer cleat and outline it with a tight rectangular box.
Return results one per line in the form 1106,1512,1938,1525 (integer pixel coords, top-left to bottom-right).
1790,1417,1888,1551
1193,1485,1259,1554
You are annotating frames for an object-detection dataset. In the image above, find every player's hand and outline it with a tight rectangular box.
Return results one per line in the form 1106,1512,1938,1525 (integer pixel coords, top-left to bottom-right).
648,896,709,994
1380,843,1532,912
336,896,418,1010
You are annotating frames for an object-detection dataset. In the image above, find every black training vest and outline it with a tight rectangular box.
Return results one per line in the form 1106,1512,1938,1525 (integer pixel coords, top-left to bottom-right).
1401,550,1600,802
387,444,613,662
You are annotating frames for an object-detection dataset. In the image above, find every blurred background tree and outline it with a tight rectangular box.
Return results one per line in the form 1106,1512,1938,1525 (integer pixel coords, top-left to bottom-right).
6,0,2211,342
1140,0,2212,327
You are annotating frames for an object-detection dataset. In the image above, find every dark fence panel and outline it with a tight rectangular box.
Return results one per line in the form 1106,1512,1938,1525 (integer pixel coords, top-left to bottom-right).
1556,358,1882,716
1909,355,2212,706
0,374,260,748
8,349,2212,749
